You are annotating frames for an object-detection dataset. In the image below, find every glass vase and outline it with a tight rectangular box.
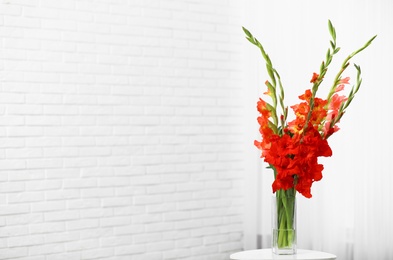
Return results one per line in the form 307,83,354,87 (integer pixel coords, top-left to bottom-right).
272,189,297,255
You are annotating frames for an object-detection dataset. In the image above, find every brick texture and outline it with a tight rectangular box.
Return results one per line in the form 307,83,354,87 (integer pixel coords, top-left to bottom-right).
0,0,245,259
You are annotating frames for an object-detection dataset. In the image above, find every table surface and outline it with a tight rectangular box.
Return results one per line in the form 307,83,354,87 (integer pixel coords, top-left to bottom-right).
230,249,337,260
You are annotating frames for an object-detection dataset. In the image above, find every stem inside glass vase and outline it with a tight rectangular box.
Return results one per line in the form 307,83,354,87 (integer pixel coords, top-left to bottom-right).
272,188,297,255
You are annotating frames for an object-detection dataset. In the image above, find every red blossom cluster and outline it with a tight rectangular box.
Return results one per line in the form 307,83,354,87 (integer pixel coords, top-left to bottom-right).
254,74,350,198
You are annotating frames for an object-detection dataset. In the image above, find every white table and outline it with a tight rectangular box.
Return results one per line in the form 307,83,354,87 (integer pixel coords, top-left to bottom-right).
230,249,336,260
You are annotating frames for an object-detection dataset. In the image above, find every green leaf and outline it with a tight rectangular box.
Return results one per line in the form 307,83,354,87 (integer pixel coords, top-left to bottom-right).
265,102,275,112
350,35,377,57
320,61,325,72
326,48,331,61
245,37,255,45
330,40,335,50
266,65,276,86
328,20,336,40
242,26,252,38
268,120,278,133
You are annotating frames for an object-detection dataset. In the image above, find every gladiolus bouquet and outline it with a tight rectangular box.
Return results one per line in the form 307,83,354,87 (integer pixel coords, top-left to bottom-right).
243,20,376,252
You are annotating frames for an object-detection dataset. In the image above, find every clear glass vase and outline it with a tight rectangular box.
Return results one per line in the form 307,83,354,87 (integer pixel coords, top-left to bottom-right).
272,189,297,255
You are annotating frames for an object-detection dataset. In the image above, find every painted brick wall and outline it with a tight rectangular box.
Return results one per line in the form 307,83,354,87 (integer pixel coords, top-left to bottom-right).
0,0,245,259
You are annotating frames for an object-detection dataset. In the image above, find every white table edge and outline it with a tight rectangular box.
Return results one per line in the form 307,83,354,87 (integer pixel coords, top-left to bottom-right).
230,249,337,260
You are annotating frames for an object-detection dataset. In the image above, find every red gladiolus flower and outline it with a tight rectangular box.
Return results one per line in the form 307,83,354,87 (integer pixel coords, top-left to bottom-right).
339,77,350,84
255,86,334,197
257,98,271,119
310,72,319,83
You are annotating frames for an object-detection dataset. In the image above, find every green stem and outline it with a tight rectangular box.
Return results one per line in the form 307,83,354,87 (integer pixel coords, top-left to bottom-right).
275,189,296,249
242,26,287,133
325,35,376,112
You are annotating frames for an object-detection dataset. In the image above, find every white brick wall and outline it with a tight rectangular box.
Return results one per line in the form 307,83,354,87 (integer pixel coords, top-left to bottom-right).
0,0,245,259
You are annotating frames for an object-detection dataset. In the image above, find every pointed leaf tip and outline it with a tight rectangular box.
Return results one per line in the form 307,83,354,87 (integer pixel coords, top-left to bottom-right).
242,26,252,38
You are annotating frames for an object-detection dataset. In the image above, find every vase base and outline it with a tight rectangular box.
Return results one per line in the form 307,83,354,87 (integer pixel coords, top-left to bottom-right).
272,228,297,255
272,247,297,255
